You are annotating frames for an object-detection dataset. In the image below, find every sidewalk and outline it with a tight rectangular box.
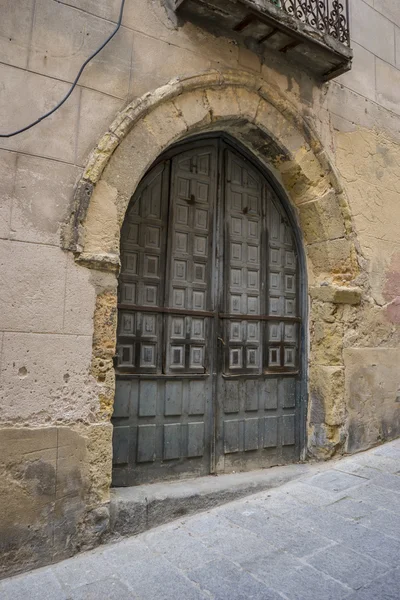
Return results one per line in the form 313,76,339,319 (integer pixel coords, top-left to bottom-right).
1,439,400,600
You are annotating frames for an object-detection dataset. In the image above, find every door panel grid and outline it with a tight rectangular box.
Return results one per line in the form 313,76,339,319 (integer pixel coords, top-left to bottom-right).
112,138,302,486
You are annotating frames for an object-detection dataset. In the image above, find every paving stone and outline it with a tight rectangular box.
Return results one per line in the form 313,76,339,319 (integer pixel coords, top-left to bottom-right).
325,497,379,520
52,551,120,589
223,506,333,558
349,483,400,514
276,481,349,507
373,444,400,459
241,552,351,600
339,524,400,568
101,537,157,566
187,558,282,600
304,470,366,493
0,569,68,600
281,505,357,543
304,544,389,590
369,473,400,493
116,554,208,599
333,463,381,480
346,568,400,600
248,490,305,516
144,524,220,571
70,577,136,599
359,508,400,540
186,515,275,562
352,453,400,475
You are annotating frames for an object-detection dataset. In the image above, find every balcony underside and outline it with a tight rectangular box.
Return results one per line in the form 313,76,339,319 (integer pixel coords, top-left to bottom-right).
170,0,353,81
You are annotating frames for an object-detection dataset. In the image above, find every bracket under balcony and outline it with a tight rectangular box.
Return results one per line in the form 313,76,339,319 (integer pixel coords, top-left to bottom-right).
169,0,353,82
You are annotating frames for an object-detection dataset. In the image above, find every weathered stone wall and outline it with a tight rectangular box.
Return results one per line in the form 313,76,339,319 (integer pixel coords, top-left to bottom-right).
0,0,399,577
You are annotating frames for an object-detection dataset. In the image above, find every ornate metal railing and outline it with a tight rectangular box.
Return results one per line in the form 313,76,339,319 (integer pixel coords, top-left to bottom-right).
275,0,350,46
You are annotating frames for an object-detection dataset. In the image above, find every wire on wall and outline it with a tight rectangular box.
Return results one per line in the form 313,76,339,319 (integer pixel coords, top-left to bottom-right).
0,0,126,138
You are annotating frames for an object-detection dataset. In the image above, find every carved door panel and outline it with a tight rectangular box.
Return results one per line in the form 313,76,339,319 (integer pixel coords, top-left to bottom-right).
215,149,300,473
112,144,217,486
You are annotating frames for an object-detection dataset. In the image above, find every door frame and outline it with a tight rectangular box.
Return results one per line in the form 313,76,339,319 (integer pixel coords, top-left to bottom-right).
113,132,308,484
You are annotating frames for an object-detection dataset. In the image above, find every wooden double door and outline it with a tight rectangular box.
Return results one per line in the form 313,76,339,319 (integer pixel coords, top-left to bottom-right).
112,137,302,486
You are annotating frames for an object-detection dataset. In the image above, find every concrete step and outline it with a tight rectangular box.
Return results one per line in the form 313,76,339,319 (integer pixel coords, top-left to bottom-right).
109,462,310,539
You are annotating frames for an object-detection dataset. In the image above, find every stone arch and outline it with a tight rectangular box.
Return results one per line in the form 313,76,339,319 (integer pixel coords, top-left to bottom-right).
62,70,361,459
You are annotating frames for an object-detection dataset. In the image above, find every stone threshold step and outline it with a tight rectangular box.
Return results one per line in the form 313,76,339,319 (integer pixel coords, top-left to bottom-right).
109,462,310,539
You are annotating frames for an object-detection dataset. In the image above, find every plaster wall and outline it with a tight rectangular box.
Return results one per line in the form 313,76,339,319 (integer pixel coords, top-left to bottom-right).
0,0,399,577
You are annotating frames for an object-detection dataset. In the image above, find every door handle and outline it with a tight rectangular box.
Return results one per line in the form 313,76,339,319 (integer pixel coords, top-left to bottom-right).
218,337,226,346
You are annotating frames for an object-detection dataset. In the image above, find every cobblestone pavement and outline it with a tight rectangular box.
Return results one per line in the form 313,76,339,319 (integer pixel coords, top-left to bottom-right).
1,440,400,600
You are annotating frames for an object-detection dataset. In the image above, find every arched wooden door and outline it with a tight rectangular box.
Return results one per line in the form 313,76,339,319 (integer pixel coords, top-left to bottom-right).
112,137,303,486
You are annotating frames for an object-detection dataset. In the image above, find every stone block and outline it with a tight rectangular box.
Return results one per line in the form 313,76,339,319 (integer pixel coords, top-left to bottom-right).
0,64,79,163
83,180,119,255
29,0,133,99
60,0,122,21
206,87,240,120
173,90,211,129
0,333,97,424
0,149,17,239
256,99,305,158
56,428,88,500
103,119,161,199
142,102,187,149
11,155,81,246
0,427,58,465
76,88,123,166
235,87,261,122
63,255,97,336
311,321,344,366
350,0,395,65
344,348,400,453
376,58,400,116
307,238,356,277
130,31,211,99
0,0,34,69
375,0,400,26
337,42,376,101
309,366,346,427
0,240,66,333
298,191,346,243
310,286,362,305
84,422,113,505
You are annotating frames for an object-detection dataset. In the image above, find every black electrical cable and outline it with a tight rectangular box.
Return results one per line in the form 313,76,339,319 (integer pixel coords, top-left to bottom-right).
0,0,126,138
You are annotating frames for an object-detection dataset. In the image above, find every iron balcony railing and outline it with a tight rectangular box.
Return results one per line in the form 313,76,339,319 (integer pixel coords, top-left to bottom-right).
272,0,350,45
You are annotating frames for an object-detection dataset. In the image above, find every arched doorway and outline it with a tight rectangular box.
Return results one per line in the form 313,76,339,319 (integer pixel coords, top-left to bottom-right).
112,135,304,486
